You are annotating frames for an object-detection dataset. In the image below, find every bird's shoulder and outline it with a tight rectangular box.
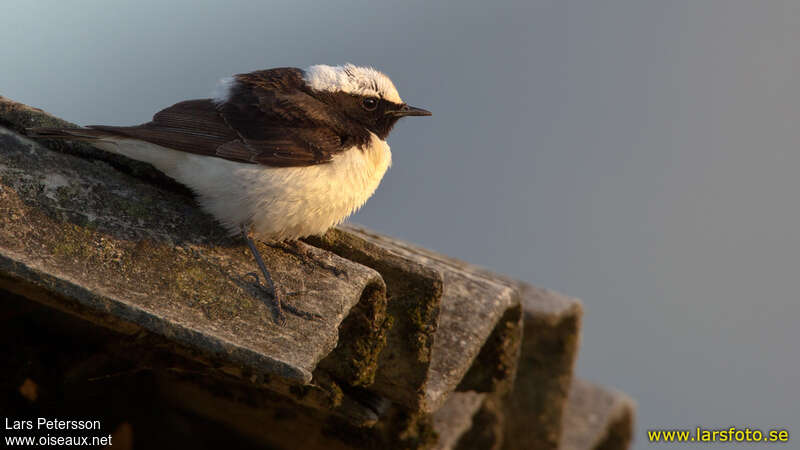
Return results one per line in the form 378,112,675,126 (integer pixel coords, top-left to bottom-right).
233,67,308,92
223,67,351,130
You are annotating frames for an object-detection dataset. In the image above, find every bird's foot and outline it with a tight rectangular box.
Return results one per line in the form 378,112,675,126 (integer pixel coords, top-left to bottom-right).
246,272,322,324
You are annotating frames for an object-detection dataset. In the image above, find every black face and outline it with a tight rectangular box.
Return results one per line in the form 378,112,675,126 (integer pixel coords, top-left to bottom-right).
320,92,431,140
332,94,403,140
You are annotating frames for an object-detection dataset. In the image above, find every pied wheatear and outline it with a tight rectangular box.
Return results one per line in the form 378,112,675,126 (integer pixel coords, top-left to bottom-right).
30,63,431,324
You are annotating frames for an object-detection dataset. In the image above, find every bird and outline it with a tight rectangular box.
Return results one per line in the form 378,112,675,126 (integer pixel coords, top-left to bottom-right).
28,63,431,324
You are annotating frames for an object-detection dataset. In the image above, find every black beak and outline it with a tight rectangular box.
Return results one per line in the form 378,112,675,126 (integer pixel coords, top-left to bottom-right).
388,104,432,117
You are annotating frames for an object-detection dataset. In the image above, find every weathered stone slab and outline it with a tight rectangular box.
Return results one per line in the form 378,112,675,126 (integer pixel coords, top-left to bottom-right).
341,229,524,400
452,393,506,450
0,288,381,438
310,225,521,413
0,120,388,388
159,372,443,450
503,283,584,450
431,392,486,450
305,227,443,410
161,378,497,450
559,379,636,450
433,392,509,450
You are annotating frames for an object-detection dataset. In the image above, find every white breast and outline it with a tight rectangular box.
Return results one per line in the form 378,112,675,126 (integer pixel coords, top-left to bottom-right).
94,133,392,241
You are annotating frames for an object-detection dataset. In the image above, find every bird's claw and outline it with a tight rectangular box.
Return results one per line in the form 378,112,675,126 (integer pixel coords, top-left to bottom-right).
283,303,323,321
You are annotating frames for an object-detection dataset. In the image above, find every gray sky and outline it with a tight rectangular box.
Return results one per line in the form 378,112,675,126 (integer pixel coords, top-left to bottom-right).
3,0,799,447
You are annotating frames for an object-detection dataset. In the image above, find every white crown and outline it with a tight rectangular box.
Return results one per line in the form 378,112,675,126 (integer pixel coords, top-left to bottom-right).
303,64,403,104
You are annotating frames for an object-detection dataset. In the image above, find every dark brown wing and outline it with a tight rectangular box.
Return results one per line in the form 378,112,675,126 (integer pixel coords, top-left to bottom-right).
89,99,237,156
87,67,357,167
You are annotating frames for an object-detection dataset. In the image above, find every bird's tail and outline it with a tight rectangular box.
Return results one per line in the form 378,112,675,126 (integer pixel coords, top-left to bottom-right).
26,127,109,141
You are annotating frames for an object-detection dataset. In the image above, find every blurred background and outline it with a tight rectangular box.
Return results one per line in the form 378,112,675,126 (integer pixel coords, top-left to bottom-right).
2,1,798,447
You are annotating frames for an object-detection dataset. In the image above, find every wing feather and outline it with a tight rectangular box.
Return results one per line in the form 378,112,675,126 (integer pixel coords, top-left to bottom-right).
85,68,355,167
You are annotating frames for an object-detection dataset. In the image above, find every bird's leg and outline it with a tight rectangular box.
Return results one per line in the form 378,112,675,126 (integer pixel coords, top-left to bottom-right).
241,226,286,325
241,227,322,324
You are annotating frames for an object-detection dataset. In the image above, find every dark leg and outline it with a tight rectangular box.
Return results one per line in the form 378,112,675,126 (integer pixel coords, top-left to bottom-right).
242,226,286,325
241,227,322,324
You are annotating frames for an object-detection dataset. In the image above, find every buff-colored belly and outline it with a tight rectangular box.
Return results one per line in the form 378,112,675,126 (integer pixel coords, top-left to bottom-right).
95,134,392,241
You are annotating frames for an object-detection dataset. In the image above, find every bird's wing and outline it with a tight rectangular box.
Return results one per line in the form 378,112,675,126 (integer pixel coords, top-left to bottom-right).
87,68,355,167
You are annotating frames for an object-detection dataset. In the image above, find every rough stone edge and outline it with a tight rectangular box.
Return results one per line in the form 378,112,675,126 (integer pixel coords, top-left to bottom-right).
328,224,523,415
457,302,523,396
503,282,584,450
431,392,486,450
452,393,506,450
305,227,444,410
559,379,636,450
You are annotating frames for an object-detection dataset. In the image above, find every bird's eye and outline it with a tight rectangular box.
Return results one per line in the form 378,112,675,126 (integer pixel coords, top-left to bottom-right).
362,97,379,111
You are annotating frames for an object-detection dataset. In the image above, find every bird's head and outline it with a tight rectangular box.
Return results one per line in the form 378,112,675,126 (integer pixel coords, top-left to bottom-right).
304,64,431,139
